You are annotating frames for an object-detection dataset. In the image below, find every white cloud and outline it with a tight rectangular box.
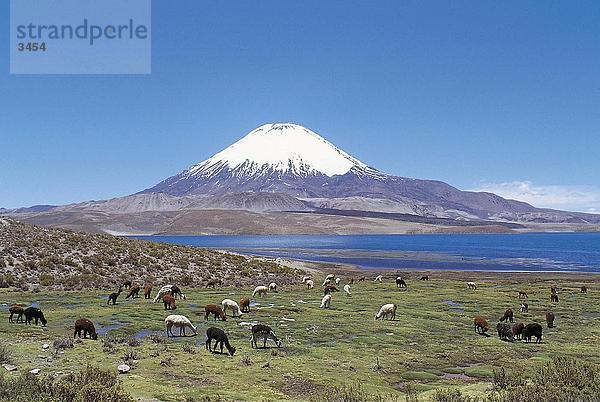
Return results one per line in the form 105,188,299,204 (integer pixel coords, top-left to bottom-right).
470,181,600,213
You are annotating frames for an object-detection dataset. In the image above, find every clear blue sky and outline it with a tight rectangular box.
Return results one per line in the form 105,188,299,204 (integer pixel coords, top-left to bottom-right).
1,1,599,211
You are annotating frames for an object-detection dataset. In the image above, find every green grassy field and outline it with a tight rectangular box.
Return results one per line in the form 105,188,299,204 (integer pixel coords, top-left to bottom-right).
1,273,599,401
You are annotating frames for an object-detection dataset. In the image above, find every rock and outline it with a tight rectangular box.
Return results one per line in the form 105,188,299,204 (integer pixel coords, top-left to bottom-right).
42,344,50,349
117,364,130,374
30,368,41,375
2,364,17,371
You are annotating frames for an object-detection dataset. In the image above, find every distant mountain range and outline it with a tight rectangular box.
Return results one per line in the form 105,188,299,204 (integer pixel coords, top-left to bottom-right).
4,123,600,234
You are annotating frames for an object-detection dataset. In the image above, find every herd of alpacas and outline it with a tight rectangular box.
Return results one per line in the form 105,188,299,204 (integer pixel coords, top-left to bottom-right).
6,274,590,357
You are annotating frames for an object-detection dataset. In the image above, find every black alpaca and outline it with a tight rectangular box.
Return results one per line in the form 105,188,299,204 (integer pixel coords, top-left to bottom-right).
419,275,429,281
396,278,407,288
205,327,236,356
107,286,123,305
251,324,283,349
170,285,186,299
551,293,559,303
522,323,543,343
122,280,132,289
24,307,47,326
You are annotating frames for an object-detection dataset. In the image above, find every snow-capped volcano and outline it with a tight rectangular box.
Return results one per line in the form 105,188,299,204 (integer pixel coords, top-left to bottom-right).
189,123,369,178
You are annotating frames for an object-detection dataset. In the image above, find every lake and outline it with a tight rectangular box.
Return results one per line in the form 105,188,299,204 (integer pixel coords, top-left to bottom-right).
132,232,600,273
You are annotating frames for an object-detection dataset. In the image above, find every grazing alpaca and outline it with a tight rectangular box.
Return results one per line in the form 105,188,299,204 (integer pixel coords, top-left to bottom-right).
520,303,529,313
122,280,132,289
343,284,351,296
581,286,587,293
144,284,153,299
8,305,25,323
305,280,315,289
497,322,514,342
221,299,242,317
349,278,354,285
162,294,177,310
551,286,557,294
24,307,47,326
522,323,543,343
320,294,332,309
251,324,282,349
467,282,477,290
205,278,221,289
268,282,278,292
325,274,335,281
74,318,98,340
301,276,311,283
358,276,365,282
153,285,180,303
322,278,332,287
374,275,383,282
125,284,141,299
240,297,251,313
396,277,407,288
499,309,514,323
512,322,525,340
519,291,528,299
546,312,555,328
473,316,490,334
375,303,397,320
204,304,227,321
252,285,268,298
420,275,429,281
170,285,186,300
551,293,559,303
205,327,236,355
323,285,339,295
107,286,123,305
165,314,197,337
335,278,341,286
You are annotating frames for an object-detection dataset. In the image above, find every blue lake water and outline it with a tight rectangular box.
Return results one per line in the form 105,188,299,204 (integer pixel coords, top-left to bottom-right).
132,233,600,273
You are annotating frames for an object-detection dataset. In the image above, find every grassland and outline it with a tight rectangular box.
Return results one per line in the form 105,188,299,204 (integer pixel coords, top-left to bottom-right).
1,271,599,401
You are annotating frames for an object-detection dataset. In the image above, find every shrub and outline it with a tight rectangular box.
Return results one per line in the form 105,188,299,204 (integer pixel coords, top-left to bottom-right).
432,389,476,402
0,345,12,364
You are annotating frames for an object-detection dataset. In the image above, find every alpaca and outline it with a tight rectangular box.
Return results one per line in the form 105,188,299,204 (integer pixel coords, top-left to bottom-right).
343,284,351,296
221,299,242,317
551,286,558,294
396,277,407,288
496,322,514,342
122,280,132,289
519,291,528,299
165,314,197,337
420,275,429,281
512,322,525,340
125,284,141,299
325,274,335,281
320,294,332,309
322,278,332,287
349,278,354,285
205,327,236,355
74,318,98,340
375,303,397,320
499,309,514,323
204,304,227,321
467,282,477,290
240,297,251,313
301,276,311,283
305,280,314,289
23,307,47,326
374,275,383,282
251,324,282,349
473,316,490,334
520,303,529,313
252,285,268,298
323,285,339,295
204,278,222,288
522,323,543,343
358,276,365,282
335,278,341,286
107,286,123,305
546,312,555,328
153,285,174,303
8,305,25,323
268,282,277,292
581,286,587,293
551,293,559,303
144,284,153,299
162,294,177,310
170,285,186,300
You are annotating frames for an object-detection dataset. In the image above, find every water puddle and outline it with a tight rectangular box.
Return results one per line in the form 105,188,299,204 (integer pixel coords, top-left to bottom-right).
256,303,275,310
582,312,600,319
442,373,477,381
238,321,259,327
96,320,128,336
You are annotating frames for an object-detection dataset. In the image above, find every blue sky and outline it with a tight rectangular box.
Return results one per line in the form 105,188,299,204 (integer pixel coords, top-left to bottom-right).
1,1,599,212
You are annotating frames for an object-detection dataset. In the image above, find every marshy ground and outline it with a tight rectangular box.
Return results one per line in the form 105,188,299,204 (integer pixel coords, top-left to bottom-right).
1,272,599,401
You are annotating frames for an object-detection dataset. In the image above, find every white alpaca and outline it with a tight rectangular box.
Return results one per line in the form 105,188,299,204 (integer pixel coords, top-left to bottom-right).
322,278,332,287
467,282,477,290
269,282,277,292
306,280,314,289
320,294,332,309
374,275,383,282
335,278,341,285
343,284,351,296
325,274,335,281
221,299,242,317
164,314,197,337
302,276,311,283
153,285,173,303
375,303,397,320
253,285,269,297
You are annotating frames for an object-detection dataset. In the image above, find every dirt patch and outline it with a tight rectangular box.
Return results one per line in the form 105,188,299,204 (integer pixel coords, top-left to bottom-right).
278,376,326,399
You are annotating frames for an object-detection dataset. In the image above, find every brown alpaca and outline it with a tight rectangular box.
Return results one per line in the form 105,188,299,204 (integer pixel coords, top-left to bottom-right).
204,279,221,288
358,276,365,282
518,291,528,299
512,322,525,340
240,297,251,313
323,285,339,295
122,280,132,289
144,284,153,299
546,311,555,328
581,286,587,293
473,316,490,334
107,286,123,305
551,293,559,303
551,286,558,294
163,294,177,310
204,304,227,321
349,278,354,285
74,318,98,340
8,304,25,323
126,284,141,299
499,309,514,323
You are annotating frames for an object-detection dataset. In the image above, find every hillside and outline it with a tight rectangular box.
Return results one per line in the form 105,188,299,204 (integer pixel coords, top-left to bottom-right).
0,217,300,290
